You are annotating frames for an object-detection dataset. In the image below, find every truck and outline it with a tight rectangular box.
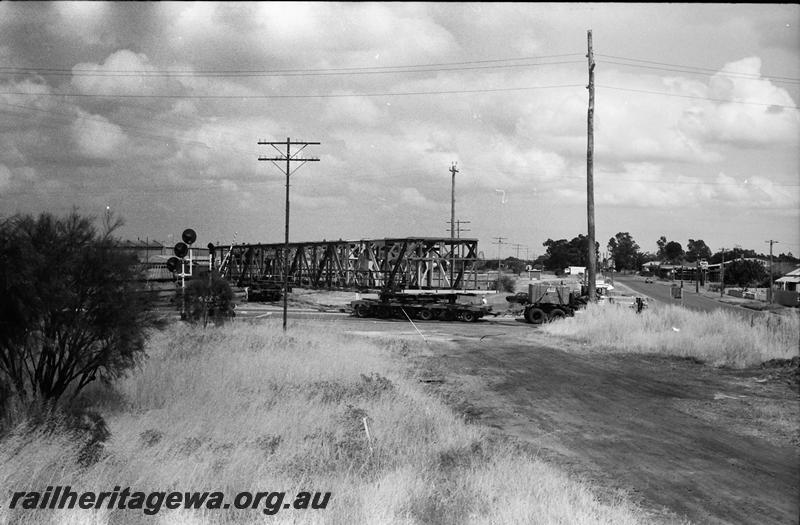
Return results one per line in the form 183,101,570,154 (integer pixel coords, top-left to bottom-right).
244,280,283,302
350,289,492,322
507,283,588,324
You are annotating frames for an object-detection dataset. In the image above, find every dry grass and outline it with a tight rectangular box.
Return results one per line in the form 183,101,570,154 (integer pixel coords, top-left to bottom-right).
542,303,800,368
0,320,646,524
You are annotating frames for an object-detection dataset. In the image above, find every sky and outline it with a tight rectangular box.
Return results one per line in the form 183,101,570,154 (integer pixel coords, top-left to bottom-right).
1,2,798,260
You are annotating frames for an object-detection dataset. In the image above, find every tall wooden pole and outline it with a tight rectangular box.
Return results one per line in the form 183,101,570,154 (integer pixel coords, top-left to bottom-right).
284,138,291,330
586,30,597,302
450,162,458,285
257,138,320,331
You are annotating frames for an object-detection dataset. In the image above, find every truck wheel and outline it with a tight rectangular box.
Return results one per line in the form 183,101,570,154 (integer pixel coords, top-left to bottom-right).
548,309,565,321
418,309,434,321
354,303,371,318
461,311,477,322
525,307,546,324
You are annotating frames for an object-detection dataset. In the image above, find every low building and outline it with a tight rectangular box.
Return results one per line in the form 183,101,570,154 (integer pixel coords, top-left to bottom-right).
774,267,800,307
775,267,800,292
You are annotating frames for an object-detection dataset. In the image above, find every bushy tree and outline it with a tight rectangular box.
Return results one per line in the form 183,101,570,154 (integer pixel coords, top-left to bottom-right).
724,259,769,287
0,212,158,407
607,232,640,271
181,271,235,326
663,241,684,263
541,235,600,272
686,239,712,263
656,236,668,259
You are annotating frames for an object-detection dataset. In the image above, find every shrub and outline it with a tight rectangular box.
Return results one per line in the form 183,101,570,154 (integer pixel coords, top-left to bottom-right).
181,271,235,326
0,211,159,412
498,274,516,293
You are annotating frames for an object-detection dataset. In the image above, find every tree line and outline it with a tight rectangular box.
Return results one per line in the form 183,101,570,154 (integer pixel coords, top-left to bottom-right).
531,232,797,287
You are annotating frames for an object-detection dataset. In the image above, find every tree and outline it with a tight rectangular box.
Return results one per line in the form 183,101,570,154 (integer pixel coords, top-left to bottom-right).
724,259,768,287
541,235,600,273
182,271,235,326
541,238,570,272
686,239,712,263
656,236,667,259
607,232,641,271
663,241,684,263
0,212,158,407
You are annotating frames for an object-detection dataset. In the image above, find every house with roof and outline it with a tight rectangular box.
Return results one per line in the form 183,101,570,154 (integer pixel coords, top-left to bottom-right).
774,267,800,307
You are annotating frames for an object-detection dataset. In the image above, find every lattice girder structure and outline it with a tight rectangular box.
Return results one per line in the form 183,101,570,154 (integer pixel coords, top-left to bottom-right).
213,237,481,291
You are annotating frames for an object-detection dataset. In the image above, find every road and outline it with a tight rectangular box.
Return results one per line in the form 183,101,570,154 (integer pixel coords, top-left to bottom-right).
612,275,759,315
290,315,798,525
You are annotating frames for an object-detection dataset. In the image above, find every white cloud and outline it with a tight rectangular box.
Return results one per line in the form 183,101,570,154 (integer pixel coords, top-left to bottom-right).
681,57,800,146
71,50,180,97
398,187,435,209
71,110,125,159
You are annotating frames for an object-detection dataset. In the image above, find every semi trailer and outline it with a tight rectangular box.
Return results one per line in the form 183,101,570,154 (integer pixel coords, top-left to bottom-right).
351,289,492,322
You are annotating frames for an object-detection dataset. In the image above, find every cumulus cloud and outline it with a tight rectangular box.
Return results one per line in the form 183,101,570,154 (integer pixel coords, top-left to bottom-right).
681,57,800,146
0,3,797,250
71,50,183,97
70,110,125,159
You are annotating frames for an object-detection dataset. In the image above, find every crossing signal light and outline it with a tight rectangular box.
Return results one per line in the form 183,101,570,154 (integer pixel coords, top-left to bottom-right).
166,256,181,273
182,228,197,245
174,242,189,258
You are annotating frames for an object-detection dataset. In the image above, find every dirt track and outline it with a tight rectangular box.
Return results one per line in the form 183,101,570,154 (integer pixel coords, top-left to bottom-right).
345,318,800,524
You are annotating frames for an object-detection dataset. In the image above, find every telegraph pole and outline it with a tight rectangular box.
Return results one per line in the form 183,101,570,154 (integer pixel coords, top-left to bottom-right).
448,162,459,284
586,30,597,303
766,240,778,303
258,137,320,331
492,236,507,291
449,163,459,240
720,248,726,298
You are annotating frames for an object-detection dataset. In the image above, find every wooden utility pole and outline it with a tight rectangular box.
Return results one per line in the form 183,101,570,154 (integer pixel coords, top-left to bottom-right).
258,138,320,331
449,162,459,285
766,240,778,303
586,30,597,303
720,248,726,298
492,236,507,291
696,260,700,293
449,163,458,240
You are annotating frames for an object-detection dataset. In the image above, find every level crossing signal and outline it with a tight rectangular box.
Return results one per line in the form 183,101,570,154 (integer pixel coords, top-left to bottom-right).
168,228,197,275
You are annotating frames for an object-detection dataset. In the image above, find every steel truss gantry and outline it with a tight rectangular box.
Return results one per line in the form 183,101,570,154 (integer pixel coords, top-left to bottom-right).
212,237,481,291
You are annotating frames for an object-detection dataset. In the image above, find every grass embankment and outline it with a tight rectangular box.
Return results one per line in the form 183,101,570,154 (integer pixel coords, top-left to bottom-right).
1,322,644,524
543,304,800,368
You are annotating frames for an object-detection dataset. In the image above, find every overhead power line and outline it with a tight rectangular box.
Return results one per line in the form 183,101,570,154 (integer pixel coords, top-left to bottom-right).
598,84,800,110
596,53,800,83
0,53,584,76
0,83,586,99
0,59,584,78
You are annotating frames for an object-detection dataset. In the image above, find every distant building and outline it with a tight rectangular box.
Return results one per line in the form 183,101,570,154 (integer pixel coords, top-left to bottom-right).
774,267,800,307
564,266,586,276
775,267,800,292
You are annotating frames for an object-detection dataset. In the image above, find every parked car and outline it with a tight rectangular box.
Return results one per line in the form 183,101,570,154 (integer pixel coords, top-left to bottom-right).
645,277,654,283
